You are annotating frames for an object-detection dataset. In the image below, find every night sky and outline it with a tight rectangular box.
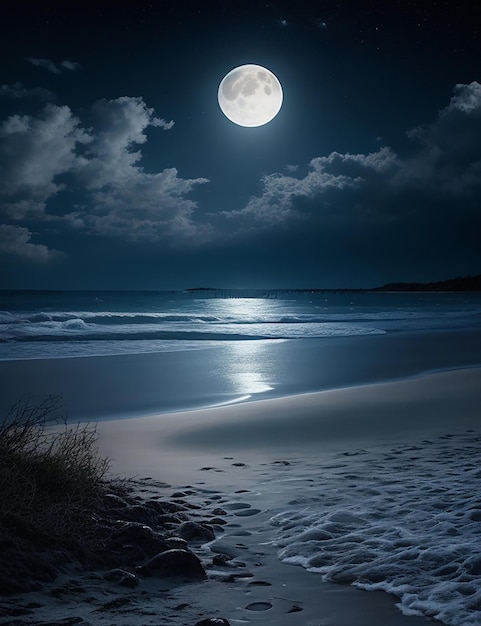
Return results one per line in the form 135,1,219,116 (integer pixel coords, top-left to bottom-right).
1,1,480,290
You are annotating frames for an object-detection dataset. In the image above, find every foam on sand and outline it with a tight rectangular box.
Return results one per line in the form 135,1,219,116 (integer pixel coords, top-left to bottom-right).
270,432,481,625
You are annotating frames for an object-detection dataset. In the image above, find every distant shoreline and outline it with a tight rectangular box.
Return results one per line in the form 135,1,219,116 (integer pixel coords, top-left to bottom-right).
1,273,480,294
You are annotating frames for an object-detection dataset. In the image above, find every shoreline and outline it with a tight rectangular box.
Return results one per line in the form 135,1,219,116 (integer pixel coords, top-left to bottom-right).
93,367,481,625
2,329,481,423
2,367,481,624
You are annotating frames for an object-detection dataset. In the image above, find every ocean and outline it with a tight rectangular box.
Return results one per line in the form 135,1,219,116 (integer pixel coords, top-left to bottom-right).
1,289,481,361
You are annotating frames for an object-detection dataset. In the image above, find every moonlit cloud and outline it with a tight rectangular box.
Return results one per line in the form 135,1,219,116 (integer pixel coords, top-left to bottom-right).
0,104,90,219
218,83,481,234
0,225,59,262
1,82,480,266
72,96,206,242
220,146,399,229
26,57,61,74
0,95,207,252
60,60,82,71
77,96,174,189
0,82,55,101
26,57,82,74
403,81,481,194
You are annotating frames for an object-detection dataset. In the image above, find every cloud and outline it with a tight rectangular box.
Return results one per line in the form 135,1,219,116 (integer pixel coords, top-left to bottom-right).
0,95,207,244
0,82,55,101
77,96,174,189
218,82,481,234
0,104,91,219
26,57,82,74
60,60,82,71
403,81,481,194
0,225,59,262
1,82,480,267
83,166,210,242
26,57,61,74
220,146,399,229
72,96,206,242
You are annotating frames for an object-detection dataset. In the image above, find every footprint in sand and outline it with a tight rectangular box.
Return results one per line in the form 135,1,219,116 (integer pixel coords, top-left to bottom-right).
234,508,261,517
226,530,251,537
248,580,272,587
224,502,262,517
245,602,273,611
224,502,251,510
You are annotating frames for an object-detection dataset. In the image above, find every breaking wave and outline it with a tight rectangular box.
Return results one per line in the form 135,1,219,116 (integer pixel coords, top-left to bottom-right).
271,432,481,625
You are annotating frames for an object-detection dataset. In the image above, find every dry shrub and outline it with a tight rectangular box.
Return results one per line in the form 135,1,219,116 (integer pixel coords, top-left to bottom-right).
0,396,117,553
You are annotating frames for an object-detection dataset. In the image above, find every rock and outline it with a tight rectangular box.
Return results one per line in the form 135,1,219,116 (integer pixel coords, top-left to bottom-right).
166,537,188,549
139,549,206,579
172,498,202,510
195,619,231,625
157,514,183,526
103,493,130,508
212,553,232,566
212,508,227,516
103,568,139,587
107,522,170,564
120,503,161,525
177,521,215,543
148,499,188,514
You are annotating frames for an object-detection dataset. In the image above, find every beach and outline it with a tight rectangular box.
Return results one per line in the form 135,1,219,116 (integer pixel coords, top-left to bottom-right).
2,367,481,625
2,292,481,624
94,367,481,625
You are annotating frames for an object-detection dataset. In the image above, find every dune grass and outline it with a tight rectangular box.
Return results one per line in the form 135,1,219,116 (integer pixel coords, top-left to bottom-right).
0,396,123,561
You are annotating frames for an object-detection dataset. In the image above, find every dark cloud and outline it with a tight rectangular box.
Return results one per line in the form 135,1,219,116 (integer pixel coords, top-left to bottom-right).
0,224,60,262
0,82,55,101
403,82,481,195
26,57,82,74
217,82,481,235
60,60,82,72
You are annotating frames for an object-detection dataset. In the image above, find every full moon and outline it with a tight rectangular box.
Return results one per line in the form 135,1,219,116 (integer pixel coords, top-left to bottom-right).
218,64,283,127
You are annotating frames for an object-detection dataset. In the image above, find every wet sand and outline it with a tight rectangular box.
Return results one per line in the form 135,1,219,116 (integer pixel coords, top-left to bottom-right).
2,329,481,422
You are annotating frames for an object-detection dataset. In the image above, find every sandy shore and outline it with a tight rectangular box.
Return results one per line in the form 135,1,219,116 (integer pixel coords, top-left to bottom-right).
3,368,480,625
93,367,481,625
97,367,481,484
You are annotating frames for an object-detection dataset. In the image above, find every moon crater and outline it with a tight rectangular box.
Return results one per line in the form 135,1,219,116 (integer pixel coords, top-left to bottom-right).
218,64,283,127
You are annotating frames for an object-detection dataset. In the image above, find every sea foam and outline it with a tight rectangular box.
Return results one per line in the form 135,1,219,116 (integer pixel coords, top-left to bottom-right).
1,290,481,360
270,432,481,625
